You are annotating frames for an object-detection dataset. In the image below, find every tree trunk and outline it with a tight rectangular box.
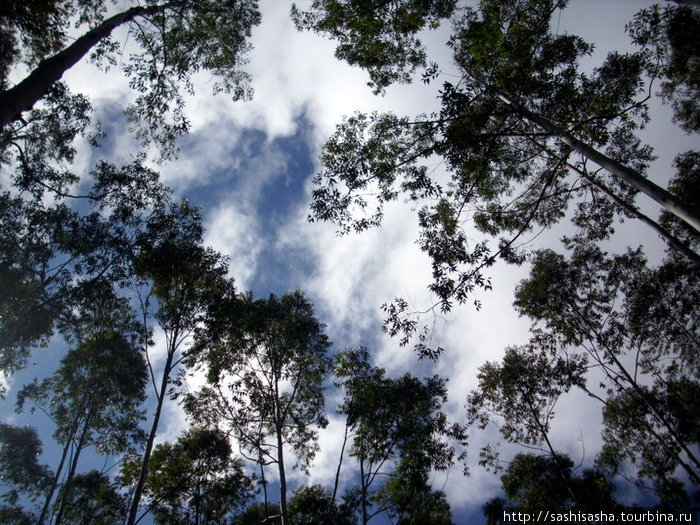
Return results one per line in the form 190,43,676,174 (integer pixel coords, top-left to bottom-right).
0,3,169,128
332,420,350,503
274,384,289,525
53,408,94,525
126,344,176,525
37,428,72,525
491,89,700,233
566,161,700,265
360,454,369,525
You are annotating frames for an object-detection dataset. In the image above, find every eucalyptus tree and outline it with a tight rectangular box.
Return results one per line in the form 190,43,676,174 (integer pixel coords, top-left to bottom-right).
513,236,700,502
15,279,148,525
0,157,169,380
185,291,332,525
0,0,261,159
481,453,620,518
120,427,254,525
333,347,465,525
53,471,128,525
125,199,230,525
466,343,587,500
298,0,700,355
0,423,52,523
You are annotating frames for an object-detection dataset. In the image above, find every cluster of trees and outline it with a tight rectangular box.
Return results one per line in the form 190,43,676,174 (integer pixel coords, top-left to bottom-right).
0,0,698,523
300,0,699,512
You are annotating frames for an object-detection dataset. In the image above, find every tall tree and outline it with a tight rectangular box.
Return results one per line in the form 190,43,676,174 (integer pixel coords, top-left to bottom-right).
334,347,465,525
299,0,700,355
513,236,700,502
482,453,620,516
125,199,230,525
15,280,148,525
0,423,52,522
120,428,254,525
0,157,169,380
53,470,128,525
466,342,587,501
185,291,332,525
0,0,261,158
287,484,355,525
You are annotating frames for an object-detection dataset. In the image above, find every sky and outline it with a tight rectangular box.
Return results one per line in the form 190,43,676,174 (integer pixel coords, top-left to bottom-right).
1,0,696,523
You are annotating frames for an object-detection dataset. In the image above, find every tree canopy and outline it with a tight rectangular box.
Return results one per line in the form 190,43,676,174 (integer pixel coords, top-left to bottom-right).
1,0,699,522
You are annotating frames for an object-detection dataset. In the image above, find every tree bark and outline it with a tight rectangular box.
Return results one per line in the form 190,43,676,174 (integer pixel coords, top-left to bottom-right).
0,3,169,128
274,382,289,525
53,408,94,525
37,427,72,525
491,89,700,233
126,343,176,525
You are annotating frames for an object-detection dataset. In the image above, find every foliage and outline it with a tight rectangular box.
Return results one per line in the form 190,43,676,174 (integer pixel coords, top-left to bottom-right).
291,0,457,93
466,342,586,471
54,471,127,525
514,237,700,500
16,283,148,457
627,3,700,133
0,0,262,159
484,453,620,513
288,484,354,525
0,423,52,505
0,157,169,378
304,0,697,356
124,197,232,525
186,290,332,525
15,281,148,524
334,347,465,524
121,428,254,525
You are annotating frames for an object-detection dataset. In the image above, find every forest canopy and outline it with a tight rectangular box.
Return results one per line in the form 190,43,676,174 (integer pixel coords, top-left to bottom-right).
0,1,698,524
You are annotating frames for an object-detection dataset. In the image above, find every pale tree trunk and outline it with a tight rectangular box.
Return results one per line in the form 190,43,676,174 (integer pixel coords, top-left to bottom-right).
0,3,169,128
490,88,700,233
274,381,289,525
566,161,700,264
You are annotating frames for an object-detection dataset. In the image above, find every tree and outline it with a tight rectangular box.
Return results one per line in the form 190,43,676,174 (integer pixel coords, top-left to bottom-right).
287,484,354,525
15,280,148,525
53,470,128,525
124,198,230,525
0,157,170,380
626,3,700,133
0,423,52,521
120,428,254,525
466,343,587,501
185,291,332,525
513,237,699,502
300,0,700,355
0,0,261,158
291,0,458,94
484,453,620,513
333,347,465,525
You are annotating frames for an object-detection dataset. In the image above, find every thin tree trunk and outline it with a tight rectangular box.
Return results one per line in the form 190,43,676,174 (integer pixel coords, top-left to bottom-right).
274,383,289,525
37,429,72,525
0,3,169,128
489,87,700,233
332,420,350,503
126,344,176,525
54,408,94,525
566,161,700,265
360,454,369,525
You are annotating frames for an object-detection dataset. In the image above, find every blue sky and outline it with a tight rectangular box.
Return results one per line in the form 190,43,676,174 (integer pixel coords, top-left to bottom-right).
1,0,695,523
